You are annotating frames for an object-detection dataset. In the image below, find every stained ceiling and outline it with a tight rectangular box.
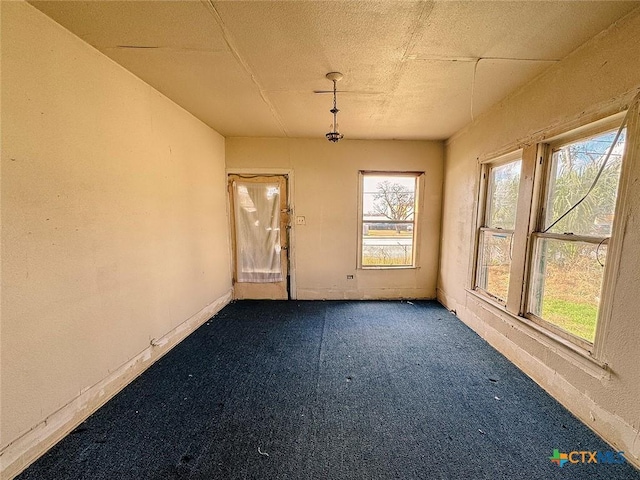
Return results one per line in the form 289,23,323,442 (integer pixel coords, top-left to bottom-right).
29,1,639,141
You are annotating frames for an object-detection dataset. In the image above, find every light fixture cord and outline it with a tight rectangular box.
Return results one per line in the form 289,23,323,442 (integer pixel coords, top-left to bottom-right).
332,80,338,132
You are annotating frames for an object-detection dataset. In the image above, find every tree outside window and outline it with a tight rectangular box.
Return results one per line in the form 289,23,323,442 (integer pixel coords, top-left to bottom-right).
361,173,420,267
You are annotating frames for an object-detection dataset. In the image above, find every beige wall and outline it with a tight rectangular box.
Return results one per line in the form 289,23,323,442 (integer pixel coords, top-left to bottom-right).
440,8,640,467
5,0,638,476
1,1,232,471
226,138,443,300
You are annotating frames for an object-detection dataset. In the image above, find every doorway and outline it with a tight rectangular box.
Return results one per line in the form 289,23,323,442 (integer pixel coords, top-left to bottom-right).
228,174,290,300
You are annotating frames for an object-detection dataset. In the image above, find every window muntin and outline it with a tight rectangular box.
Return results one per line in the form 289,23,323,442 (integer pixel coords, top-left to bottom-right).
361,173,419,268
527,127,626,344
475,158,522,302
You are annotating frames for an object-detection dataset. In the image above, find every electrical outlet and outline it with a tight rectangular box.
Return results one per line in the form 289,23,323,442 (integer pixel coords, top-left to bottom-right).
346,275,354,280
296,216,306,225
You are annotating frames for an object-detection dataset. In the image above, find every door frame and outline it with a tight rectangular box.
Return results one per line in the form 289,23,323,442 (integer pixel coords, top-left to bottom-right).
226,168,296,299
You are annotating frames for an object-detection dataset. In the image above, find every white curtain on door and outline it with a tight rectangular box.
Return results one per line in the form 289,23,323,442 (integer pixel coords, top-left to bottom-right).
233,181,283,283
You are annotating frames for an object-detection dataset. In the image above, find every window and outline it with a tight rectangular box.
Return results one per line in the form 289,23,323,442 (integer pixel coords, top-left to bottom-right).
360,172,421,268
471,114,630,351
527,128,626,344
475,156,522,302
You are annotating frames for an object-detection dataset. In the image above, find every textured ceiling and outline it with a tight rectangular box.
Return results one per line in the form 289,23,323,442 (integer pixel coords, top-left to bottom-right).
29,1,639,140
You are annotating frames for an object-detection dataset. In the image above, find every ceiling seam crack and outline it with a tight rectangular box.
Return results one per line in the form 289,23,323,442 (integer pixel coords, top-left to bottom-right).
469,55,561,123
411,56,562,63
107,46,227,54
201,0,289,137
470,58,480,123
377,1,436,119
468,57,559,123
401,1,435,62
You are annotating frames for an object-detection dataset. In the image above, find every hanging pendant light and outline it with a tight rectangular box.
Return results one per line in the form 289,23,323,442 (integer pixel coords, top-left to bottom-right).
325,72,344,142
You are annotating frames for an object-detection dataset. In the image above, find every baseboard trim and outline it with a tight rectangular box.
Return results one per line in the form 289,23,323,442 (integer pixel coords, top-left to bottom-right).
450,295,640,471
297,288,434,300
0,289,232,480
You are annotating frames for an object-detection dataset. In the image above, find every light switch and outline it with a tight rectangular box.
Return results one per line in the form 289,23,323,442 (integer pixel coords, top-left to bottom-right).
296,216,306,225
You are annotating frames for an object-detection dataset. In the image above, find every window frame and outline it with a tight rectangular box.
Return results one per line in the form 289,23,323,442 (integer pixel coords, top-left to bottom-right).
474,151,523,304
357,171,423,269
523,120,627,350
469,112,631,358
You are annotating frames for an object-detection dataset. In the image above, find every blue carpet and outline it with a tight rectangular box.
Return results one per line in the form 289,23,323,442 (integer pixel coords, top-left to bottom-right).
17,300,640,479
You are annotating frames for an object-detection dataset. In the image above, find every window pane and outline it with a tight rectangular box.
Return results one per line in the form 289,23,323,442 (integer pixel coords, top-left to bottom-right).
362,175,417,267
363,176,416,221
487,160,521,230
528,238,607,343
545,129,625,236
477,231,513,301
362,225,413,266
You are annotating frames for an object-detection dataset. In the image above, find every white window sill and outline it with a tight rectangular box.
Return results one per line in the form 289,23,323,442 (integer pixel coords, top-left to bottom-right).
359,266,419,270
